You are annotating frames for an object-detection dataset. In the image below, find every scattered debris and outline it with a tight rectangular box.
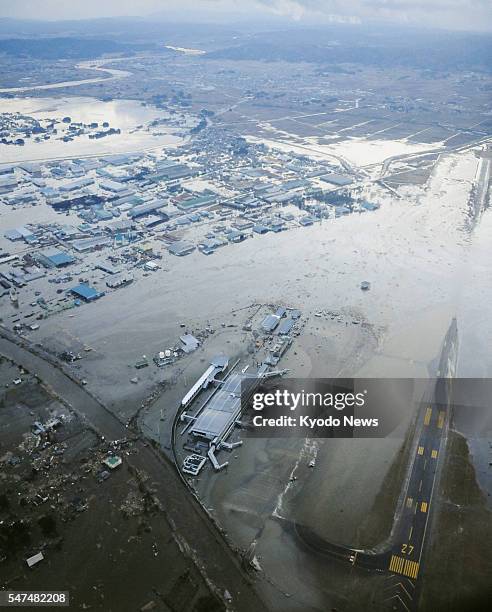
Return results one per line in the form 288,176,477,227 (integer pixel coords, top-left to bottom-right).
103,455,122,470
26,551,44,568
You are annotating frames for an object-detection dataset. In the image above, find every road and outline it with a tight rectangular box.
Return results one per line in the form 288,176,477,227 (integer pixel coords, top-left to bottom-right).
0,327,267,612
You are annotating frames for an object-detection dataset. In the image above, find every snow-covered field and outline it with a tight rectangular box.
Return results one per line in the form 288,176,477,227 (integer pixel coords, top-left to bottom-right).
249,119,444,171
307,135,443,166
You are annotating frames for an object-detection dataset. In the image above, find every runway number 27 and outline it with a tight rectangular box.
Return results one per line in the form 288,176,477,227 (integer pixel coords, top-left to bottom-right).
401,544,414,555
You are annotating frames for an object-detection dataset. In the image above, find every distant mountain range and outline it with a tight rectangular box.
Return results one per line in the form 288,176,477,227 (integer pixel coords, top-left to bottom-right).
0,36,156,59
0,18,490,72
205,27,492,73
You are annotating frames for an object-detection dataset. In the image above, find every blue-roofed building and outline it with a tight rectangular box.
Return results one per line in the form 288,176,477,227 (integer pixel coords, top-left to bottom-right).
361,201,380,212
70,283,104,302
36,249,76,269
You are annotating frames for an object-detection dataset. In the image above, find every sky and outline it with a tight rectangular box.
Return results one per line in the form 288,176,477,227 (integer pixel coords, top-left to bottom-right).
0,0,491,32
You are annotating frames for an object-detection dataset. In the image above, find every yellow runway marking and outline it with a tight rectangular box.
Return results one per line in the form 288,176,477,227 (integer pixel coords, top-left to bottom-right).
431,449,438,459
403,559,420,579
437,410,445,429
421,501,428,513
424,407,432,426
389,555,405,574
389,555,419,579
418,445,424,455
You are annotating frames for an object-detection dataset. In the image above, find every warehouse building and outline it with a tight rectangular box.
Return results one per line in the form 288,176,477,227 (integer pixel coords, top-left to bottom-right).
319,173,353,186
70,283,104,302
4,226,37,243
174,194,216,211
277,317,295,335
72,236,112,252
128,200,168,219
168,241,195,256
35,249,76,269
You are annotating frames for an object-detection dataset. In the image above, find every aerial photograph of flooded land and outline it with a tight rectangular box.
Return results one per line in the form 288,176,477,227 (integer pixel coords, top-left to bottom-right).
0,1,491,611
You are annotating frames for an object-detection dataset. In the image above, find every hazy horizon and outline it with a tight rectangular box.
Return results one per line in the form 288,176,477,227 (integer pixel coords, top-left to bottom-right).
0,0,491,34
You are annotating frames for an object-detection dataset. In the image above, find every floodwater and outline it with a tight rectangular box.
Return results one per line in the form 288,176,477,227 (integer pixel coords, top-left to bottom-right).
0,58,131,94
2,134,490,609
21,148,482,402
0,96,188,163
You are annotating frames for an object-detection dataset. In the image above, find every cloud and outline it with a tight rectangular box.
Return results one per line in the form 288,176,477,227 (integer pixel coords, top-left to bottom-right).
255,0,492,30
0,0,491,31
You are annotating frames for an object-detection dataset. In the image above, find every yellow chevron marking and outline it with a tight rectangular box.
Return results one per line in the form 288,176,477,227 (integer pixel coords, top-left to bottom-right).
421,501,428,513
418,446,424,455
431,449,438,459
437,410,445,429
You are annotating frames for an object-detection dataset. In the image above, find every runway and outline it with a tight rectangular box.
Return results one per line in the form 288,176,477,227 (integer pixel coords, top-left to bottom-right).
287,319,459,611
